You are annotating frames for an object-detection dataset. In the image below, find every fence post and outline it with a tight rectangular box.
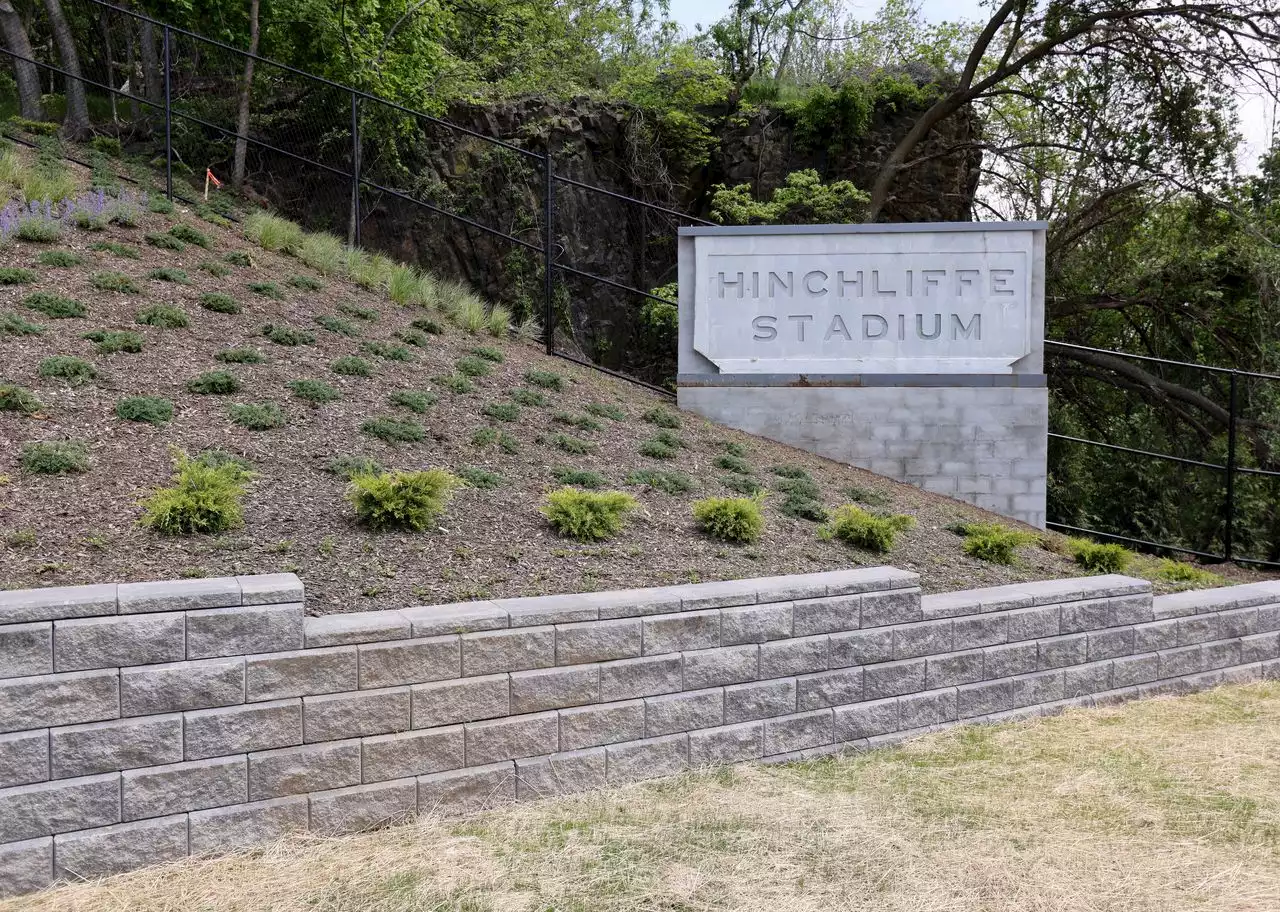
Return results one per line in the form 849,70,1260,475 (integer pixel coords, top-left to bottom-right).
349,91,360,248
1224,371,1239,561
543,148,555,356
162,25,172,200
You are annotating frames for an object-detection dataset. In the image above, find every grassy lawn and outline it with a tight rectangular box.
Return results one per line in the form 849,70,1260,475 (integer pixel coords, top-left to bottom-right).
10,682,1280,912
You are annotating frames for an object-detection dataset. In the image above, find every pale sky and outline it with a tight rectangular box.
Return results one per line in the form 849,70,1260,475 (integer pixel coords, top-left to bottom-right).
669,0,1277,173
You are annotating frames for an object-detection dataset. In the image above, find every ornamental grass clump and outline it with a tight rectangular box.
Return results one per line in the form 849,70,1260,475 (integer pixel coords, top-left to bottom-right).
348,469,461,531
244,212,303,253
822,505,914,554
960,522,1038,565
542,488,638,541
693,495,765,544
141,450,252,535
297,232,345,275
1068,537,1133,573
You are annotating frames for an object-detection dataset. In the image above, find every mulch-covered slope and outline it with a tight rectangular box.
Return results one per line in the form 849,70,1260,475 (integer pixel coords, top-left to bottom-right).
0,188,1265,614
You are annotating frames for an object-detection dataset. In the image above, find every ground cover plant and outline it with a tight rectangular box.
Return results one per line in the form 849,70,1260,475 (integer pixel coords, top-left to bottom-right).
693,495,765,543
20,439,89,475
140,450,252,535
84,329,143,354
542,488,638,541
348,469,461,531
823,504,915,553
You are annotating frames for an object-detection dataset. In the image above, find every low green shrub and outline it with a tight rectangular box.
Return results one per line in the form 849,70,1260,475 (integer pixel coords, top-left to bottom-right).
642,406,681,429
20,439,89,475
823,505,915,554
0,311,43,336
775,476,821,501
84,329,143,354
244,212,303,253
410,317,442,334
141,450,252,535
289,379,340,404
14,219,60,242
693,496,764,543
1154,558,1222,588
89,135,123,156
136,305,189,328
91,241,140,259
362,416,425,443
471,346,504,363
23,291,85,318
228,402,287,430
348,469,461,531
584,402,626,421
248,281,284,300
721,475,764,496
146,267,190,285
771,465,810,480
484,402,520,422
363,341,414,362
199,260,232,277
841,484,891,508
315,314,359,337
471,427,518,453
147,196,175,215
627,469,695,495
720,441,747,457
145,232,185,251
194,449,253,473
216,347,265,364
524,369,564,391
0,384,42,414
552,433,593,455
639,437,678,460
38,356,96,384
169,224,211,248
115,395,173,424
224,251,252,267
552,467,606,489
553,411,603,432
0,267,35,283
1068,538,1133,574
187,370,241,395
512,388,548,407
262,324,314,346
326,455,384,479
715,454,752,474
36,251,81,268
455,355,491,377
298,234,345,275
395,329,429,348
458,466,503,489
779,492,827,523
961,522,1038,565
333,356,373,377
341,302,380,321
389,390,437,413
199,292,240,314
439,374,474,393
542,488,638,541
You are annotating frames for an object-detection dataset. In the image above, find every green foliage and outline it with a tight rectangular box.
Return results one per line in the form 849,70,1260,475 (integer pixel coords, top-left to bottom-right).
89,136,123,156
711,169,869,225
1068,538,1133,574
486,305,512,337
553,411,603,432
960,523,1038,565
228,402,288,431
297,234,345,275
440,374,474,394
771,465,810,480
388,265,431,305
14,218,60,242
524,369,564,391
288,379,341,404
333,356,374,377
338,303,380,322
0,267,35,283
224,251,253,267
471,427,519,453
390,390,437,413
24,291,85,318
136,305,189,328
584,402,626,421
484,402,521,422
0,384,41,414
471,345,504,363
628,468,695,495
552,467,607,488
348,470,461,531
91,271,142,294
639,437,678,460
38,356,96,384
1154,559,1223,588
140,451,252,535
244,212,303,253
693,496,764,544
721,442,747,457
776,475,826,522
37,250,82,268
248,281,284,300
642,406,681,429
458,465,503,489
146,267,191,284
84,330,143,354
199,292,241,314
841,484,890,508
194,450,254,474
145,232,185,251
199,260,233,277
217,347,265,364
91,241,140,259
147,196,175,215
362,341,415,362
20,439,89,475
362,416,425,443
315,314,360,336
783,81,873,154
327,455,384,479
262,324,315,346
552,433,593,455
542,488,638,541
397,329,431,349
512,388,548,407
410,317,442,334
715,454,752,474
721,475,764,496
455,355,492,377
0,311,43,337
823,505,915,554
115,395,173,425
169,224,212,248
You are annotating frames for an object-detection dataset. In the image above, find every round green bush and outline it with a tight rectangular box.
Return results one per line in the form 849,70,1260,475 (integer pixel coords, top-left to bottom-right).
542,488,638,542
692,496,764,543
116,396,174,425
347,469,461,531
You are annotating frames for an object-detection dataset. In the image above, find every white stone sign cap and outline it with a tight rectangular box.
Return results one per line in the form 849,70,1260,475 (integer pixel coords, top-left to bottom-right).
683,222,1047,375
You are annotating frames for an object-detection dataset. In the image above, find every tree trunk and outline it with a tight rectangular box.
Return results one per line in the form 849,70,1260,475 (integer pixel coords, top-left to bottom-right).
124,18,139,122
99,7,116,123
0,0,44,120
140,18,160,103
43,0,90,139
232,0,259,189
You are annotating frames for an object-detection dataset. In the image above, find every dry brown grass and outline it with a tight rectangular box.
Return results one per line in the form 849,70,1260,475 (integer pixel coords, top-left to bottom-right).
9,682,1280,912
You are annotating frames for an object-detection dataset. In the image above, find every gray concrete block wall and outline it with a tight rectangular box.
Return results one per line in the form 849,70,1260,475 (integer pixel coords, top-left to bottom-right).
3,569,1280,897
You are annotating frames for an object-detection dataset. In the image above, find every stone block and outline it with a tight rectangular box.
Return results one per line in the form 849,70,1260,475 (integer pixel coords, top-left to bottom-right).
1006,605,1060,642
863,658,926,700
981,641,1038,679
953,614,1009,650
1219,608,1259,639
185,699,303,760
122,756,247,821
859,589,922,627
921,590,985,620
555,619,641,665
724,678,797,723
892,621,953,659
676,579,759,612
503,593,599,627
1241,631,1280,664
121,657,245,716
0,584,116,625
1204,639,1242,670
1087,627,1134,661
1010,670,1064,708
599,654,682,701
418,762,516,816
515,748,607,799
720,602,793,645
796,668,863,710
411,675,509,729
763,710,833,755
0,837,52,898
466,712,559,766
642,610,720,655
249,740,361,800
594,587,685,621
957,679,1013,718
186,604,304,659
0,773,119,842
403,601,509,637
645,689,723,736
309,779,417,834
1058,598,1114,634
759,636,828,678
188,795,310,855
1159,645,1205,678
247,647,358,701
792,595,861,637
462,627,555,676
1038,633,1088,669
0,730,47,788
358,638,460,690
829,628,894,667
606,734,689,784
304,611,411,648
688,722,764,766
1112,653,1160,688
925,650,984,689
53,612,185,672
899,690,958,728
1177,615,1219,646
510,666,599,714
1260,604,1280,632
683,645,760,689
52,715,182,778
237,573,304,607
304,688,410,742
362,727,464,783
0,622,51,678
0,668,119,734
54,814,188,880
117,577,240,614
1109,594,1154,625
558,700,646,750
1133,619,1179,653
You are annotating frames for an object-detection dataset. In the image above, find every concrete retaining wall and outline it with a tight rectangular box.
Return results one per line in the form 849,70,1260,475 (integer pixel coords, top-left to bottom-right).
3,569,1279,897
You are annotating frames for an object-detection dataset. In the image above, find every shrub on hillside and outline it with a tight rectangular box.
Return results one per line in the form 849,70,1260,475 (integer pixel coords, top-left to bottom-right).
136,305,189,328
961,522,1038,565
249,281,284,300
146,267,190,284
396,329,430,348
362,416,425,443
141,451,252,535
639,436,678,460
288,379,340,404
145,232,184,251
715,454,752,474
23,291,85,318
0,267,35,284
262,324,314,346
585,402,626,421
410,316,442,334
841,484,890,508
315,314,359,337
116,395,173,424
458,465,503,489
1154,558,1222,588
0,384,42,414
471,345,504,363
200,292,240,314
628,468,695,495
524,369,564,391
229,402,287,430
84,329,143,354
512,388,548,407
693,495,764,543
440,374,474,393
348,469,461,531
823,505,914,553
552,467,607,489
91,240,140,259
187,371,240,395
37,250,82,268
552,433,593,455
553,411,602,432
333,356,373,377
199,260,233,277
169,224,212,248
20,440,89,475
721,441,746,457
224,251,253,267
389,390,437,413
341,302,381,321
38,356,96,384
1068,538,1132,574
721,475,764,496
363,341,414,362
642,406,681,429
542,488,638,541
455,355,491,377
484,402,520,422
216,347,265,364
326,455,384,479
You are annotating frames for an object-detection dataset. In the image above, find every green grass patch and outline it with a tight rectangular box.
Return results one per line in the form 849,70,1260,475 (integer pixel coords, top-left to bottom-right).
38,355,96,384
771,465,810,480
83,329,143,354
187,371,241,395
524,369,564,391
14,219,60,242
959,522,1038,565
23,291,85,318
199,292,240,314
244,212,303,253
639,437,678,460
146,266,190,284
512,388,548,407
91,241,140,259
0,384,42,414
348,469,461,532
141,451,252,535
715,454,752,474
333,356,373,377
36,250,82,268
362,416,425,443
262,324,315,346
136,305,189,328
455,355,491,377
720,441,747,457
439,374,474,394
471,345,504,363
471,427,519,453
1068,538,1133,574
390,390,437,413
0,311,44,336
0,266,36,283
340,302,380,321
229,401,288,431
693,495,764,543
199,260,233,277
721,475,764,496
115,395,173,424
223,251,252,267
841,484,891,508
822,505,915,554
628,468,695,495
643,406,681,429
216,347,265,364
169,224,211,248
20,439,90,475
410,317,442,334
327,455,384,479
1154,559,1223,588
552,433,594,455
248,281,284,300
315,314,360,337
552,467,606,489
458,466,503,489
289,379,341,404
147,196,175,215
145,231,185,251
363,341,414,362
553,411,603,432
584,402,626,421
542,488,637,541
